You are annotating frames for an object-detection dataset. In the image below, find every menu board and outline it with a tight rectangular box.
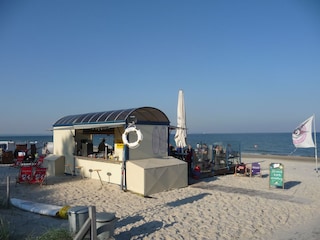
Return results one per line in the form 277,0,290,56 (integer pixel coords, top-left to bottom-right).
269,163,284,189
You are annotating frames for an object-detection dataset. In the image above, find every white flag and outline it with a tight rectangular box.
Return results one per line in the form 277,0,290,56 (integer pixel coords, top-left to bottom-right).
292,116,315,148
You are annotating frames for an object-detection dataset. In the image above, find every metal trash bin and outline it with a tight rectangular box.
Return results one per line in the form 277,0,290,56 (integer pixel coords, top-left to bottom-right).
68,206,89,234
96,212,117,239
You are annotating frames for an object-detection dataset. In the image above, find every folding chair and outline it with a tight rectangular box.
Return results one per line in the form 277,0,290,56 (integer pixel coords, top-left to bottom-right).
247,162,262,177
16,166,33,184
29,167,47,186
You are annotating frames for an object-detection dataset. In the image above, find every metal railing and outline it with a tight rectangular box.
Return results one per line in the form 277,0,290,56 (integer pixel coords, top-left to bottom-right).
74,206,97,240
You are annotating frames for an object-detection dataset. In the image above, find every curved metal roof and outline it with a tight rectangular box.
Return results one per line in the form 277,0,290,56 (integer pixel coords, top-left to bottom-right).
53,107,170,128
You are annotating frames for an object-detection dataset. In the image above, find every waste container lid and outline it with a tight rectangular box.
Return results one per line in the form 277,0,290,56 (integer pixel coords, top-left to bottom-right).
68,206,88,214
96,212,116,222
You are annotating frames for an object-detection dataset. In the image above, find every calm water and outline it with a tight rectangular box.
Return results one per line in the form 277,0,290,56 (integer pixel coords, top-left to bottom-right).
170,133,320,157
1,133,319,157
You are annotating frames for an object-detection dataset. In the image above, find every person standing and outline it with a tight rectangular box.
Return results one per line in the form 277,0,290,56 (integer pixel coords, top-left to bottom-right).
98,138,106,152
185,144,194,183
98,138,106,158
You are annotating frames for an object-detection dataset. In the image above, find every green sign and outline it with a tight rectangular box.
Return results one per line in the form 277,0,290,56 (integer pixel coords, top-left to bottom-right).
269,163,284,189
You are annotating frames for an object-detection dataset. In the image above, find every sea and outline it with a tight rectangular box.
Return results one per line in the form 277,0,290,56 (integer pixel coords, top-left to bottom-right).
1,133,319,158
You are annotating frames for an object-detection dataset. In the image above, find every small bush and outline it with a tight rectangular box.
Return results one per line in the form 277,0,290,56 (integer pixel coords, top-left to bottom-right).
32,228,72,240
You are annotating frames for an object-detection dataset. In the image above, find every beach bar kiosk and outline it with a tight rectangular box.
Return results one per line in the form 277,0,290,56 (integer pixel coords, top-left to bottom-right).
52,107,187,196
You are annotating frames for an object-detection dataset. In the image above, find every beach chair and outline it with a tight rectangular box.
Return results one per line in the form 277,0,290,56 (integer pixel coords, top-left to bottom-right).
16,166,33,184
32,155,45,167
29,167,47,186
246,162,262,177
234,163,247,176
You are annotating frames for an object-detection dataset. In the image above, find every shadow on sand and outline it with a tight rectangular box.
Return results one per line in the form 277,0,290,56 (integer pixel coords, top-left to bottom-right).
284,181,301,189
115,192,210,239
191,183,308,204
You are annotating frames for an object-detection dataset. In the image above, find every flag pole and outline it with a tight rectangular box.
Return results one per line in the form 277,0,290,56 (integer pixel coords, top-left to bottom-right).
313,114,318,173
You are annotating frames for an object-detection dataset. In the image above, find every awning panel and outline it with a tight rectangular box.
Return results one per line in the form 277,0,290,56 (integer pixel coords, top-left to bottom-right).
53,107,170,128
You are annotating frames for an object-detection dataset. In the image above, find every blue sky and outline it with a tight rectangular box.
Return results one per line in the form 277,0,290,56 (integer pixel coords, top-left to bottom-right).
1,0,319,135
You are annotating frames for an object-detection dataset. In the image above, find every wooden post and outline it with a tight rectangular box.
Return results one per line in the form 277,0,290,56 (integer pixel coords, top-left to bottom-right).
74,218,91,240
89,206,97,240
73,206,97,240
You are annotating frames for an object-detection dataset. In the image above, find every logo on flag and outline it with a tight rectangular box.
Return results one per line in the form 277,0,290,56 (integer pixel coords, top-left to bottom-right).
292,116,315,148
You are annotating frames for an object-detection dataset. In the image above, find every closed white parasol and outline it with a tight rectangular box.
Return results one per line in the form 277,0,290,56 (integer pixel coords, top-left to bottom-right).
174,89,187,148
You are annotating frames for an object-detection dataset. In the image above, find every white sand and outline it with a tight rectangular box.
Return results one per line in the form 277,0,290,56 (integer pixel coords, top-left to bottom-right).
1,155,320,239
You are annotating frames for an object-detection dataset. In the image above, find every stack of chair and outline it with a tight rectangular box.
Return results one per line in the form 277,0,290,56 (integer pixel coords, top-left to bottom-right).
16,155,47,186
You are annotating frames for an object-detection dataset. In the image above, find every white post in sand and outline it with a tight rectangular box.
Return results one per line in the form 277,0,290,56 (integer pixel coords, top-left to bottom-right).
6,176,10,208
313,114,318,173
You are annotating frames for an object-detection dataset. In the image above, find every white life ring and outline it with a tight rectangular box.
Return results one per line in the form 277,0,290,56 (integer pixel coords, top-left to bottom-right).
122,127,143,149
